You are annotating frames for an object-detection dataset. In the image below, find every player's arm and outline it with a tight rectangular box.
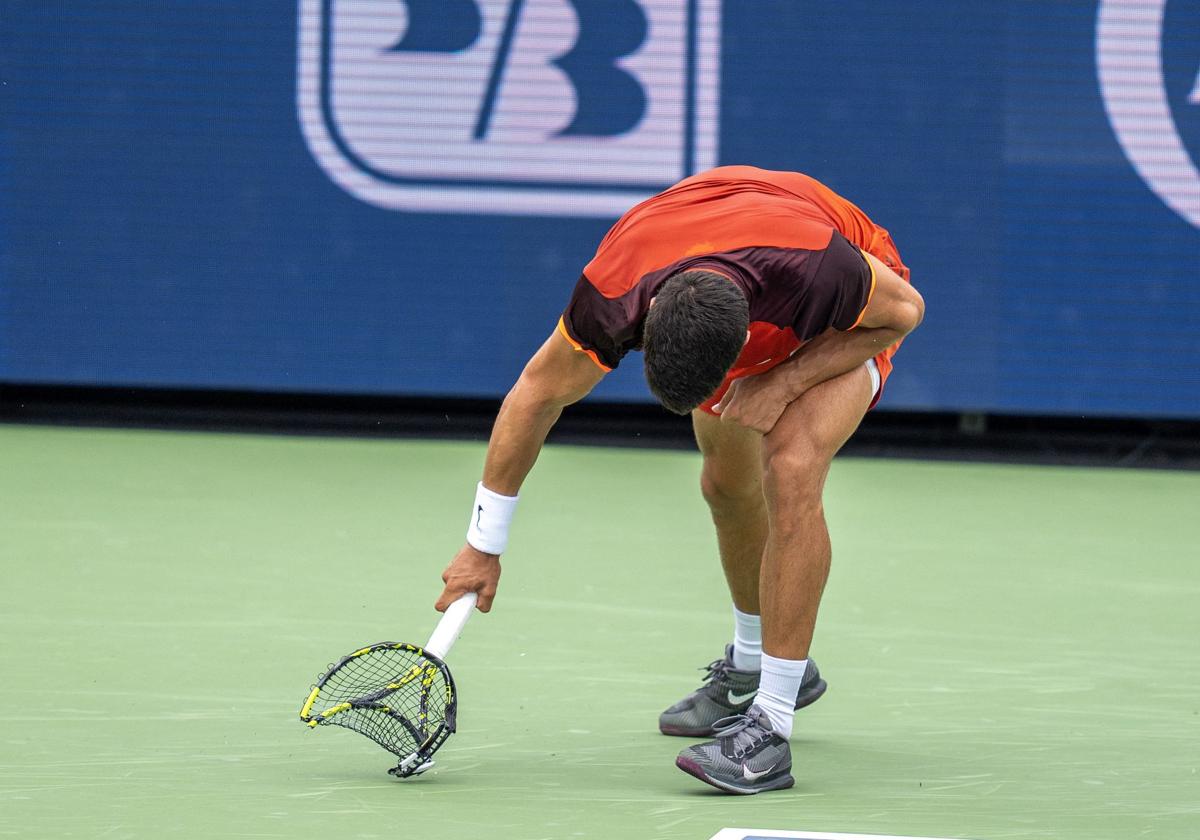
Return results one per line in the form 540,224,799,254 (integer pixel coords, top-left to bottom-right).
480,328,606,494
772,253,924,394
435,328,606,613
717,254,924,433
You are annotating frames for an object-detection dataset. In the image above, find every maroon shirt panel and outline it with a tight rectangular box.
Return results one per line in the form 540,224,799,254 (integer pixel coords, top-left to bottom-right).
561,231,872,370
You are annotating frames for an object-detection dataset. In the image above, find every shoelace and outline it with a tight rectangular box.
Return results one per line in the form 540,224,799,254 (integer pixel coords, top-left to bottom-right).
700,656,733,684
709,712,771,759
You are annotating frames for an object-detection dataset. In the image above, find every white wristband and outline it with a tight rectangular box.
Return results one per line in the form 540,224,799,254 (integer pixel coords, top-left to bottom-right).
466,482,519,555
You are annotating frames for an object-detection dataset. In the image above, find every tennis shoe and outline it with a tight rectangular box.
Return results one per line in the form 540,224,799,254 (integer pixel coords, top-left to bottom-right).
658,644,826,737
675,705,794,794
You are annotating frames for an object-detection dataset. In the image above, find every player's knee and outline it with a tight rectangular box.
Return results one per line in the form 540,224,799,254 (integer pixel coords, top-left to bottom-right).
699,464,761,514
762,442,827,510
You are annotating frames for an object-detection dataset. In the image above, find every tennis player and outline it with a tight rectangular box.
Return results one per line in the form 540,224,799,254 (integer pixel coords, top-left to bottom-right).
435,166,924,794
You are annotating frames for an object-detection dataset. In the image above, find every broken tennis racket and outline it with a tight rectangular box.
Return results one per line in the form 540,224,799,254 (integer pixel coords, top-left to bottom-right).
299,592,476,777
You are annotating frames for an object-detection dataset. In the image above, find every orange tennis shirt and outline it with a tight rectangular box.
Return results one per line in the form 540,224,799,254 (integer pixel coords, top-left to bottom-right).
558,166,911,413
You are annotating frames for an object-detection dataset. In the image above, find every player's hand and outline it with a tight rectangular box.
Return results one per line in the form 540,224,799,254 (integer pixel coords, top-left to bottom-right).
436,544,501,613
713,374,793,435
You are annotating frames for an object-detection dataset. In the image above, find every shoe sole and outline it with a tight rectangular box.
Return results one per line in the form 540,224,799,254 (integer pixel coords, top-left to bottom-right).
659,677,828,738
795,677,828,711
675,755,795,795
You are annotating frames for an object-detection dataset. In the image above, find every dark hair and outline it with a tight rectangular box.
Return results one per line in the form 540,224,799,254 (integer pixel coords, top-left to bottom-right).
642,270,749,414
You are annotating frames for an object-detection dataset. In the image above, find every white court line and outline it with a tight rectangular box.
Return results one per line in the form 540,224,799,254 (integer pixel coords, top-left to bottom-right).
710,830,970,840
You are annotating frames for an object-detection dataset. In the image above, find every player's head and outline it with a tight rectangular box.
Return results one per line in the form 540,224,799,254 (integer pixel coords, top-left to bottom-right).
643,270,749,415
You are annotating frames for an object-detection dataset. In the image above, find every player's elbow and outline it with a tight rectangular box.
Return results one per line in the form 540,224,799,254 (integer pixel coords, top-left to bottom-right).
901,285,925,334
505,375,567,418
506,362,589,417
859,263,924,336
889,284,924,337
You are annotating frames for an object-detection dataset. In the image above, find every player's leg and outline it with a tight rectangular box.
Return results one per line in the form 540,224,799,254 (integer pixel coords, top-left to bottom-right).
659,413,766,736
675,363,874,793
692,409,767,616
753,363,875,735
659,409,825,737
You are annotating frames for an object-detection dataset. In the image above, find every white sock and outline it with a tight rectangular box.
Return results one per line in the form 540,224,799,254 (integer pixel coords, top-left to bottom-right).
755,652,808,739
731,606,762,671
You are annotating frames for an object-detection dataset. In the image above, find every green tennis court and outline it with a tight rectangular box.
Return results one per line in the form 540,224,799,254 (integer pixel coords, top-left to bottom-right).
2,423,1197,839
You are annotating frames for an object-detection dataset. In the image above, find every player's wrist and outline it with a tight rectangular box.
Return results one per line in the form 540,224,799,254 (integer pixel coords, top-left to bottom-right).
773,357,815,400
465,481,519,555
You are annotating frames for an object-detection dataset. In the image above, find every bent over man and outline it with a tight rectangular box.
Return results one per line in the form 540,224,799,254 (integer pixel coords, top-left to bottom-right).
434,165,925,794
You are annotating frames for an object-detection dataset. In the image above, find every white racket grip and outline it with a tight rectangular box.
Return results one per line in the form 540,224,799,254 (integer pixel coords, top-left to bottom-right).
425,592,477,660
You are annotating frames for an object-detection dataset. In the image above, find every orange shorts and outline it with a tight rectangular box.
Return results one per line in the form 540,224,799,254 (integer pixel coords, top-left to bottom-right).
698,226,911,416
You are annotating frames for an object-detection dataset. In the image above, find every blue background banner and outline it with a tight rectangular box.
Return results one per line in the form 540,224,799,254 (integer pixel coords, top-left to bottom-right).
2,1,1197,417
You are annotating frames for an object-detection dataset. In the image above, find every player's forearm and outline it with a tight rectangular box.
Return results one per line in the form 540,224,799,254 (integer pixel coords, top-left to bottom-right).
441,377,562,611
439,334,598,609
479,380,566,496
767,251,924,399
773,325,906,398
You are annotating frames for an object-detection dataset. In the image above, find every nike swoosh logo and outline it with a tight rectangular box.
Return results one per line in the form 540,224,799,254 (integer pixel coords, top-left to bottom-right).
742,760,779,782
726,689,757,705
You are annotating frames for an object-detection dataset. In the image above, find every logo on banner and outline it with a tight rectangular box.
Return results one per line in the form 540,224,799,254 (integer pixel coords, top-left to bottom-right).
1097,0,1200,229
297,0,721,217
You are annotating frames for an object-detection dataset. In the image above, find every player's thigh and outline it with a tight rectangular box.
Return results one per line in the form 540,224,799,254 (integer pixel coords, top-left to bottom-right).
761,364,875,502
692,408,763,503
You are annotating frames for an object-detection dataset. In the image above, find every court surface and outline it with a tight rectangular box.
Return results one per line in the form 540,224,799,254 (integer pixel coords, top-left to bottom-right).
1,424,1197,839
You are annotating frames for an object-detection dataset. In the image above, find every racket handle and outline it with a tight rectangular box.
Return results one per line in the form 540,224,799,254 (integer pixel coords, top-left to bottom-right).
425,592,477,659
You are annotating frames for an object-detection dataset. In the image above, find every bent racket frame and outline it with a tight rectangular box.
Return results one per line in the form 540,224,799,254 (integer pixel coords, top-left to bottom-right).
299,593,477,778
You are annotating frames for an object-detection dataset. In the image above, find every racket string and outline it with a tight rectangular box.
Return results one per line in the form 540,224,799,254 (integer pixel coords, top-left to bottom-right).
307,646,453,760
